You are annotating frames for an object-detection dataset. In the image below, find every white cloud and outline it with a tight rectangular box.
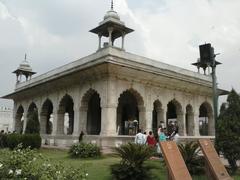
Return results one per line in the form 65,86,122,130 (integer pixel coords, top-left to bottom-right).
1,0,240,108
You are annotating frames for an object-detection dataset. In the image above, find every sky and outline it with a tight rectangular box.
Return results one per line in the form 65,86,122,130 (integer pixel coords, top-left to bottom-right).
0,0,240,108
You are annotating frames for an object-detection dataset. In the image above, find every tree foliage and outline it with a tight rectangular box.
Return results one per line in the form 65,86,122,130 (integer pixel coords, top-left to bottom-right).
25,110,40,134
216,89,240,173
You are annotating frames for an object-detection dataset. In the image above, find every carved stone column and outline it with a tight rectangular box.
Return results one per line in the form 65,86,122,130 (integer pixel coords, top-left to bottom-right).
100,104,117,136
51,108,58,136
194,111,200,136
73,104,81,136
56,109,65,135
187,112,194,136
78,106,87,134
177,112,185,136
208,114,215,136
145,108,153,133
22,112,28,134
40,112,48,134
138,105,146,131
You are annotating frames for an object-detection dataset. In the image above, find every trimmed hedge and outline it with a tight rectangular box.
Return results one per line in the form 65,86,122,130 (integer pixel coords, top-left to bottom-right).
0,133,8,148
6,133,41,150
69,142,101,158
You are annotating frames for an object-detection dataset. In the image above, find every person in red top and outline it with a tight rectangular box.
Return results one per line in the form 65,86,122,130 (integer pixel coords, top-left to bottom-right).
146,131,156,148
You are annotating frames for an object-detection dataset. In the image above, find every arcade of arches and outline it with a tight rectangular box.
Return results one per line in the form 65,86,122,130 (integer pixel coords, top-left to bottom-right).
14,88,214,137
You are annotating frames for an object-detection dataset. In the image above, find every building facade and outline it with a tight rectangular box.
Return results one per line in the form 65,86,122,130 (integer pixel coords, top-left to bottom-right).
0,107,13,132
3,4,222,148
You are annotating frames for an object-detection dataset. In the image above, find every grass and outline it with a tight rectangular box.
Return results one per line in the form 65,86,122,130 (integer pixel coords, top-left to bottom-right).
0,148,239,180
40,148,168,180
39,148,208,180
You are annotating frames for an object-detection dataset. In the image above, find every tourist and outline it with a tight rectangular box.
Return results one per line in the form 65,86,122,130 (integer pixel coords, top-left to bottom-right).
157,128,167,155
134,129,146,145
143,131,147,144
159,129,167,142
146,131,157,148
157,125,162,136
171,128,180,144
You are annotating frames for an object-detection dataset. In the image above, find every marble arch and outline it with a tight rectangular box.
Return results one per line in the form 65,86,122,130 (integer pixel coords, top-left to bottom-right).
117,88,144,135
81,89,101,135
40,98,53,134
15,105,24,133
199,101,214,136
57,94,74,135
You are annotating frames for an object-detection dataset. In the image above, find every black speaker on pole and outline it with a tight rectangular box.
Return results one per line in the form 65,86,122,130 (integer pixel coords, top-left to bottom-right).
199,43,214,64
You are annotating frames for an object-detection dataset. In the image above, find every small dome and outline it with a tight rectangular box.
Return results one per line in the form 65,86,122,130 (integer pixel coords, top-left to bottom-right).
18,60,33,72
104,10,120,20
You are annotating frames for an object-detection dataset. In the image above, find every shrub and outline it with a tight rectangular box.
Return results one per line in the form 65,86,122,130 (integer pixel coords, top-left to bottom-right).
6,133,41,150
216,89,240,173
0,145,88,179
0,134,7,148
111,143,154,180
178,141,204,175
25,110,40,134
69,142,101,158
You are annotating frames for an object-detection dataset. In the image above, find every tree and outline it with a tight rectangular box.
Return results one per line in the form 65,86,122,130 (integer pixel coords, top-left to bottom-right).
25,110,40,134
216,89,240,173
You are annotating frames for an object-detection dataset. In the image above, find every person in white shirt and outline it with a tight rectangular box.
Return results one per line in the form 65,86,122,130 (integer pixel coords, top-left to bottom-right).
135,129,146,145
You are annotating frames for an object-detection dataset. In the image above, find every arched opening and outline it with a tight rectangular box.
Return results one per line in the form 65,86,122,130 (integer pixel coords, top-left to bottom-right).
58,94,74,135
167,99,183,136
117,89,143,135
186,104,194,136
41,99,53,134
86,91,101,135
26,102,40,134
152,100,163,135
15,105,24,133
199,102,213,136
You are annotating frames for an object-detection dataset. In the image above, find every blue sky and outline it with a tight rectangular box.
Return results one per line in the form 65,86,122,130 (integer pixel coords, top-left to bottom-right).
0,0,240,108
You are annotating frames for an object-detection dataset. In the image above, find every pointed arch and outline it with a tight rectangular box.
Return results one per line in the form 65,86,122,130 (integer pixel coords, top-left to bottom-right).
26,102,40,134
199,101,213,136
116,88,144,135
167,99,183,136
81,88,101,135
40,99,53,134
57,94,74,135
15,105,24,133
152,100,163,134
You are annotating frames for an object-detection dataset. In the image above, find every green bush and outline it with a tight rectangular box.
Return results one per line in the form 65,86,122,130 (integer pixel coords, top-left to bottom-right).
0,134,7,148
6,133,41,150
216,89,240,173
0,145,88,179
111,143,154,180
25,110,40,134
69,142,101,158
178,141,204,175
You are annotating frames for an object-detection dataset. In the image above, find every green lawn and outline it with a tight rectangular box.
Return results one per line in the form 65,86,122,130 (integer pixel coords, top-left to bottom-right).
1,148,239,180
40,148,167,180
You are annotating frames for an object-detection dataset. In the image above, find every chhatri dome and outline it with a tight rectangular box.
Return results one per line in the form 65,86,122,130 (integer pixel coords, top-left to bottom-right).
13,54,36,83
18,58,33,72
103,1,120,21
90,0,133,50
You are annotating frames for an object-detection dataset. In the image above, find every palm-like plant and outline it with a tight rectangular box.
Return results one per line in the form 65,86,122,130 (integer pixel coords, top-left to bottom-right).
111,143,154,180
178,141,204,175
114,143,153,167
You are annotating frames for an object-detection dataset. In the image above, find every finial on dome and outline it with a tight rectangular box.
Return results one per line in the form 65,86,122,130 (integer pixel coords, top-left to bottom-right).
111,0,114,10
24,53,27,62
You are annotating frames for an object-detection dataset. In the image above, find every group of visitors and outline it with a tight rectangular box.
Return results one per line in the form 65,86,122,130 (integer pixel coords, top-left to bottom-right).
134,124,179,153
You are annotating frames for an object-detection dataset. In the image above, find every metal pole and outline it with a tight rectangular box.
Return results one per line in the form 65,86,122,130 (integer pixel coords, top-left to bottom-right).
211,58,218,136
